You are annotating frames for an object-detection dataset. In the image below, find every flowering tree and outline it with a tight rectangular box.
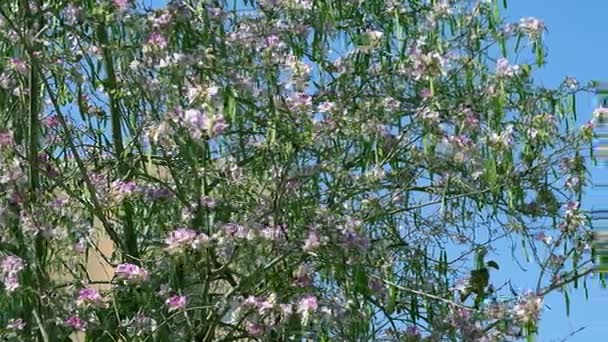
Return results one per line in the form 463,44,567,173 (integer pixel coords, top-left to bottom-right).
0,0,595,341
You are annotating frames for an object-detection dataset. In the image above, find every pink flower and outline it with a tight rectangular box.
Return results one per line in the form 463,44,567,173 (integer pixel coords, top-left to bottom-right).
265,35,281,47
64,316,87,331
518,17,544,36
154,13,173,27
243,295,275,315
148,32,167,49
512,292,543,323
115,263,149,283
8,58,27,74
297,295,318,314
165,295,187,311
76,288,104,307
1,255,24,292
164,228,208,253
111,180,138,200
246,322,265,337
564,201,579,214
113,0,129,10
182,109,212,139
496,58,520,78
212,116,228,136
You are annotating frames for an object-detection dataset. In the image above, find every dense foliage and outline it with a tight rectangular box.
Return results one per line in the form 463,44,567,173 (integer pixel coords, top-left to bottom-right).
0,0,596,341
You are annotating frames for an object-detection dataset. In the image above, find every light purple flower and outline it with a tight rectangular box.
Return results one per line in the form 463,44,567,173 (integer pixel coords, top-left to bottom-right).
1,255,24,293
496,58,520,78
148,32,167,49
512,292,543,323
111,180,138,200
76,288,104,307
114,0,129,9
115,263,149,283
317,101,335,113
212,116,228,136
564,200,579,214
297,295,318,314
154,13,173,27
246,322,265,337
265,35,281,47
183,109,211,138
8,58,27,74
288,92,312,111
164,228,208,253
64,316,87,331
165,295,187,311
518,17,544,36
1,255,24,274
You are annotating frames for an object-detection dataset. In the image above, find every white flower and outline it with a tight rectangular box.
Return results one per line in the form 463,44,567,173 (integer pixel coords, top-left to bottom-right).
512,292,543,323
519,17,544,36
496,58,520,78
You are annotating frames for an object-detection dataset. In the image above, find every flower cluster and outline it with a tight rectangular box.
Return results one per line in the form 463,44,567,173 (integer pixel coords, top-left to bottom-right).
0,255,24,293
115,263,149,284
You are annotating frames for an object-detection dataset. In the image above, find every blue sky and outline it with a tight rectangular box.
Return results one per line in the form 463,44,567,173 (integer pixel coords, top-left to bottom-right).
145,0,606,340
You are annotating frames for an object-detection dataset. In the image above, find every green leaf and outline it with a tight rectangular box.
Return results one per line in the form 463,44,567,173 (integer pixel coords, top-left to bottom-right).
535,40,544,66
485,157,497,190
564,290,570,316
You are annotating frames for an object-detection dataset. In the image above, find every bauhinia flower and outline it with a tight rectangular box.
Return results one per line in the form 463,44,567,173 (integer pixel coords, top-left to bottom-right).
495,58,520,78
64,315,87,331
297,294,318,323
115,263,149,283
165,295,187,312
76,288,105,307
518,17,544,37
512,292,543,323
164,228,209,253
1,255,25,292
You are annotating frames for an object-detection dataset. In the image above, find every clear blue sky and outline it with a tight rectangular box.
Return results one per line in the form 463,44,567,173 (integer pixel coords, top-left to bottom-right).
145,0,606,340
